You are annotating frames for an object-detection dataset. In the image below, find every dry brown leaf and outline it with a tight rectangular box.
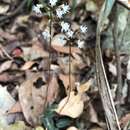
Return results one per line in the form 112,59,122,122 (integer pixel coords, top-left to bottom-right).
66,126,79,130
0,30,16,41
8,102,22,114
77,79,92,94
0,73,17,82
88,103,98,123
59,74,75,94
47,74,59,104
58,56,79,74
52,34,67,46
22,40,49,60
21,61,35,70
56,91,84,118
19,73,47,126
52,45,81,54
0,60,13,73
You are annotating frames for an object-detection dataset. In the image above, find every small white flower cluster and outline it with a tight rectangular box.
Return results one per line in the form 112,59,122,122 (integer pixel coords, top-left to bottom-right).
56,4,70,18
40,0,88,49
60,22,74,38
32,4,43,14
49,0,58,7
80,25,87,33
76,25,88,48
42,29,50,40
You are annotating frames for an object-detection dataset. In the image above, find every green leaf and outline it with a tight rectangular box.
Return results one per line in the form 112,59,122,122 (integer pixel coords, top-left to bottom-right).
56,117,72,128
42,117,58,130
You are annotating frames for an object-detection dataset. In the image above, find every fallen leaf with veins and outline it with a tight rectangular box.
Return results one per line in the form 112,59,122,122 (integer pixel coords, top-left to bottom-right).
18,73,47,126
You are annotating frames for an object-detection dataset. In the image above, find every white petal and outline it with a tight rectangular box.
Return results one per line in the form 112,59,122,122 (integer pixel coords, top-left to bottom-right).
66,29,74,38
80,25,87,33
56,8,64,18
61,4,70,14
32,5,42,14
49,0,58,6
61,22,70,32
77,40,84,48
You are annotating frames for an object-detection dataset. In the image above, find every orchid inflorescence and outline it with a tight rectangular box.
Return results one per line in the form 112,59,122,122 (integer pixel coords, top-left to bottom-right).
32,0,88,49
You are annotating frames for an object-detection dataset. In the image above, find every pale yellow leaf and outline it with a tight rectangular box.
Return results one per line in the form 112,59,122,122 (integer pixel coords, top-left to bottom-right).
77,79,92,94
67,126,79,130
56,91,84,118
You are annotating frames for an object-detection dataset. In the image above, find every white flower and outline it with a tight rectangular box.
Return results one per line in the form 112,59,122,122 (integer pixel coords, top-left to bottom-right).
108,63,117,76
80,25,87,33
49,0,58,6
61,22,70,32
61,4,70,14
56,8,64,18
77,40,84,48
42,30,50,40
36,4,43,8
32,5,42,14
66,29,74,38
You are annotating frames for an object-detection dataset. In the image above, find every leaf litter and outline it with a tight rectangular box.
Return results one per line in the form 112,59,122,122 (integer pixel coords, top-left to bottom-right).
0,0,130,130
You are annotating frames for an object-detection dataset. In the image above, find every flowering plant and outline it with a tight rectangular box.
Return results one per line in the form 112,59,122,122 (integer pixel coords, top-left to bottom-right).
32,0,87,49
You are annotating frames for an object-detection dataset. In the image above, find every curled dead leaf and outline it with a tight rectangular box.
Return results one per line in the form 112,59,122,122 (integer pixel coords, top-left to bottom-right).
56,91,84,118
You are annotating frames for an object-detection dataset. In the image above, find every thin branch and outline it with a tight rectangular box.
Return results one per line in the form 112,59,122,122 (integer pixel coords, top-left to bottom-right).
117,0,130,9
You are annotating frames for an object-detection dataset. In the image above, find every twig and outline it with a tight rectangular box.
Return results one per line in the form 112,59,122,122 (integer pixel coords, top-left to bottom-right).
59,41,72,112
96,0,121,129
44,11,53,109
96,35,121,130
